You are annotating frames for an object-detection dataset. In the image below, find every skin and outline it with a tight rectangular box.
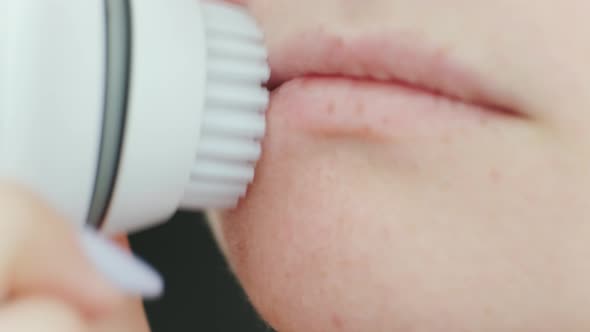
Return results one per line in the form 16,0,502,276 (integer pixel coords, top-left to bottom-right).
0,184,151,331
1,1,588,331
211,0,590,331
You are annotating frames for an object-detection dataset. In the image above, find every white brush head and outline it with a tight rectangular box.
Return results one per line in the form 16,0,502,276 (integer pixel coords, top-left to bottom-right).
180,1,270,211
102,0,270,234
0,0,269,235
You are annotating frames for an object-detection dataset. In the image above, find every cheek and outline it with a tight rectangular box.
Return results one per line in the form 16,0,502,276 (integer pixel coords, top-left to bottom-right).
216,95,590,331
219,139,406,331
216,111,471,331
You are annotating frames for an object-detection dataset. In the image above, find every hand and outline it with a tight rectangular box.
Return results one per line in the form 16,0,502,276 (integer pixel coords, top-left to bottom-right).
0,183,156,331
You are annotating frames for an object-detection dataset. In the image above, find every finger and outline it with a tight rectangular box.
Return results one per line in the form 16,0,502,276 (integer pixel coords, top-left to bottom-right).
0,183,122,318
0,296,89,332
90,296,151,332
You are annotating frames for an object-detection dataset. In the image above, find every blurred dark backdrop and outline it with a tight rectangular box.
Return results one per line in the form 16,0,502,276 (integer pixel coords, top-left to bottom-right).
129,211,273,332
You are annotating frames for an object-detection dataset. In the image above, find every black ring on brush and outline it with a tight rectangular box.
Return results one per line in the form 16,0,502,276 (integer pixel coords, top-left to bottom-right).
86,0,133,228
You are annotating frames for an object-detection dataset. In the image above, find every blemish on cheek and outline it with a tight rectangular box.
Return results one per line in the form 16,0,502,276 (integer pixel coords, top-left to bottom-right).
355,102,365,115
333,35,345,48
331,314,344,328
327,101,336,115
441,134,453,145
478,116,490,127
361,125,374,137
489,169,502,183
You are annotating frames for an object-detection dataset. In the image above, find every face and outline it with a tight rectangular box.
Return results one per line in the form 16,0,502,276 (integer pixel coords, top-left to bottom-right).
211,1,590,331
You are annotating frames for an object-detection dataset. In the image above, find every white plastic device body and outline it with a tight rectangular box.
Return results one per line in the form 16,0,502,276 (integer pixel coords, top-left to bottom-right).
0,0,269,235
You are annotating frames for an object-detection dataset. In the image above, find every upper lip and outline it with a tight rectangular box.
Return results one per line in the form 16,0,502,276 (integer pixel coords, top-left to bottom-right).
265,29,521,117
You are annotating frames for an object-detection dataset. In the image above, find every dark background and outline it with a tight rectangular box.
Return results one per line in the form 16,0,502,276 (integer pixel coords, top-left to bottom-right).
129,211,274,332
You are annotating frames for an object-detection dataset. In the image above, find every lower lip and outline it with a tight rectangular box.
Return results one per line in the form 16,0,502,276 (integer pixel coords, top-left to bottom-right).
269,76,503,141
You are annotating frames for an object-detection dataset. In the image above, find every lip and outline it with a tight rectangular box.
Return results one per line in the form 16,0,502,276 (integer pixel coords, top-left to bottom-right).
266,30,521,118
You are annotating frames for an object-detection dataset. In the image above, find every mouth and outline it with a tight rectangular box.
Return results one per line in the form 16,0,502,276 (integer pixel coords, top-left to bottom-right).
264,30,524,120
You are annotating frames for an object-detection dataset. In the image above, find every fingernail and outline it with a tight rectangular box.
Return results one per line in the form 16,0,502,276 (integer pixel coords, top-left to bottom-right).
78,227,164,299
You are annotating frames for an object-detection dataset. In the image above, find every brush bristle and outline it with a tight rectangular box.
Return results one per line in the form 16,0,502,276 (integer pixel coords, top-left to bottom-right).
180,0,269,210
